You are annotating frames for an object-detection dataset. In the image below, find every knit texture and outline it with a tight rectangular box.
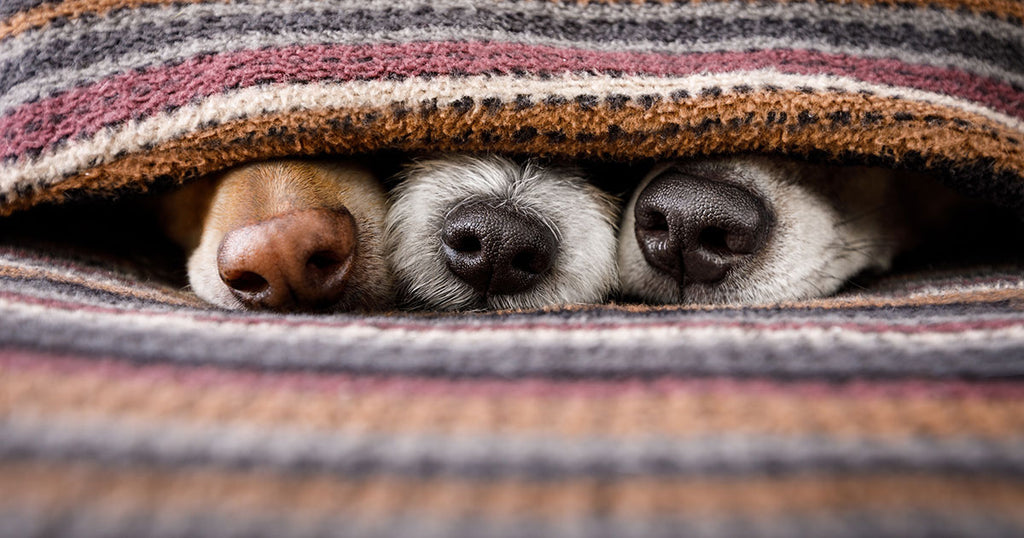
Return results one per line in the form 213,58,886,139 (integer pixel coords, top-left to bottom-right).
1,0,1024,536
2,0,1024,211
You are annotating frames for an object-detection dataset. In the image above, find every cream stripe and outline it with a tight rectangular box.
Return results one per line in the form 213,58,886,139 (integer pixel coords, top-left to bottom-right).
4,71,1022,193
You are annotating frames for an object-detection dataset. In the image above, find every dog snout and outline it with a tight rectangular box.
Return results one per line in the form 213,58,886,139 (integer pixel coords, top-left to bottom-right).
633,170,772,284
441,201,557,297
216,207,357,310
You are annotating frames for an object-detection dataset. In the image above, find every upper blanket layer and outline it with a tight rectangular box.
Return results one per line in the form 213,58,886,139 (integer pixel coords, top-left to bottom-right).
1,0,1023,214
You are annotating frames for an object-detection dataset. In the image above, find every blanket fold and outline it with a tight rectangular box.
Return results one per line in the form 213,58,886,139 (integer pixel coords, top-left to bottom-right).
1,0,1023,212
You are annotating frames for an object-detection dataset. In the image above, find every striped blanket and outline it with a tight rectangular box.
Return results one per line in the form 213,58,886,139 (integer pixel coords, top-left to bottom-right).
2,0,1023,537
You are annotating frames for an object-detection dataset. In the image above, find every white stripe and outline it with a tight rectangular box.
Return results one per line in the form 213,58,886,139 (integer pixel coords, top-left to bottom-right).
4,30,1023,116
2,71,1021,194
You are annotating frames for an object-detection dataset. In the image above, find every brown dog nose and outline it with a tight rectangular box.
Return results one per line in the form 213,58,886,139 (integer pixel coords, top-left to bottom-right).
217,208,357,310
441,201,557,296
633,170,772,284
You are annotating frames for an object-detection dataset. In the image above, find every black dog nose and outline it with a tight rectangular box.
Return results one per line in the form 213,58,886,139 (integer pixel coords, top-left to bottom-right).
633,170,772,284
441,201,557,296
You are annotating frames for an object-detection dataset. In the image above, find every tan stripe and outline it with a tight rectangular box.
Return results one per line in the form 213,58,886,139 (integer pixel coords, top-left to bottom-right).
0,263,203,307
606,285,1024,313
4,0,1022,40
3,89,1021,216
793,287,1024,310
3,460,1024,518
4,366,1023,438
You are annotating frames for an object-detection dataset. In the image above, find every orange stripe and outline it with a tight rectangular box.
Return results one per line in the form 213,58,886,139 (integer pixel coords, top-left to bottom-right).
5,90,1022,216
4,460,1023,518
3,0,1021,40
5,366,1023,438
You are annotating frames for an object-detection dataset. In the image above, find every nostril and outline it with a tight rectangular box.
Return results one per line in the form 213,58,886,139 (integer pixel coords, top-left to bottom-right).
725,230,759,254
448,234,482,254
307,250,344,273
698,226,730,254
224,271,269,294
638,209,669,233
511,249,550,275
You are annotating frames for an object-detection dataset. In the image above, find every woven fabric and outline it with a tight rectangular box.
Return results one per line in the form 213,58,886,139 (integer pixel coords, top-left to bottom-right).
2,0,1024,536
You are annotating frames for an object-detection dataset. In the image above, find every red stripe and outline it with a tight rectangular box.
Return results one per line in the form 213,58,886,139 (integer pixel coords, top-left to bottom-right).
4,349,1023,399
1,288,1023,334
3,41,1021,158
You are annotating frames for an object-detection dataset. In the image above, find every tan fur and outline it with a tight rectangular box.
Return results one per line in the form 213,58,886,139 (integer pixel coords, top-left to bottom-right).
160,159,394,311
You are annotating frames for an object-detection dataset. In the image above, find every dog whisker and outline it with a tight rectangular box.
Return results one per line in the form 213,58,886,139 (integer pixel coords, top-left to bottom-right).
832,201,899,229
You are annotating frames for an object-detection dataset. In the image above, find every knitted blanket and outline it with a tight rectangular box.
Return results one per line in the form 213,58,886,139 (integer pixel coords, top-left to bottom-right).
2,0,1023,536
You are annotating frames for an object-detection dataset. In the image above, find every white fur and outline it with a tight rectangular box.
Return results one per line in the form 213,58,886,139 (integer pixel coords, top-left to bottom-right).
386,154,619,311
618,156,903,305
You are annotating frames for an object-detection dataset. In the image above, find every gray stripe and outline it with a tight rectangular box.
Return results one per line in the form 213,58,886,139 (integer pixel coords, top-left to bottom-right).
2,1,1020,100
1,300,1023,378
6,0,1020,58
3,508,1022,538
0,274,191,310
3,415,1023,478
5,33,1022,118
0,0,49,19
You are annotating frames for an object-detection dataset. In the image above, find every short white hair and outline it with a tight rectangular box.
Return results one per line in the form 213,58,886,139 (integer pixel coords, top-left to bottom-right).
618,156,905,305
386,154,619,311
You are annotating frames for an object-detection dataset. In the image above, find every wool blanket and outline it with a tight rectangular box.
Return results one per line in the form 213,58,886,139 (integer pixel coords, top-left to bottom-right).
1,0,1023,536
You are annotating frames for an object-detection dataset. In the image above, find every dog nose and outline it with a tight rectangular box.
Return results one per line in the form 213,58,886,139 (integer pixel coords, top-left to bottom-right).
217,208,357,310
441,201,557,296
633,170,772,284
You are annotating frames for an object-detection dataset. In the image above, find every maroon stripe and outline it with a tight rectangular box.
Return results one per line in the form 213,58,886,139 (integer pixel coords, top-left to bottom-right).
5,349,1024,399
3,41,1021,158
1,288,1023,334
